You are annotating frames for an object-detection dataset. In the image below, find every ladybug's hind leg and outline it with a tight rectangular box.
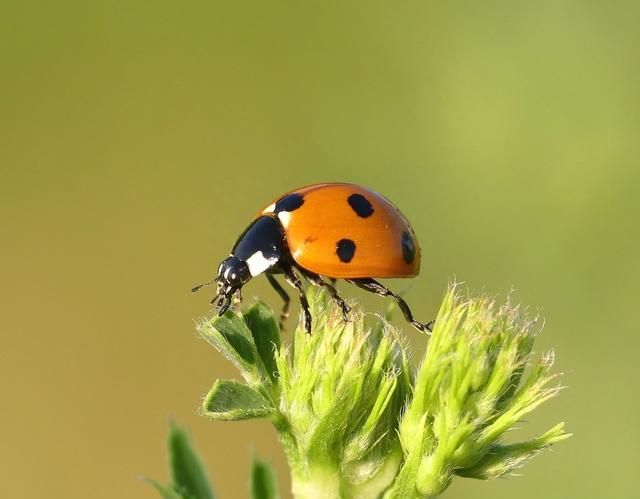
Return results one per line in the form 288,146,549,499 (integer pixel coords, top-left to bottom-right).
346,278,433,334
282,266,313,334
297,268,351,322
266,273,290,331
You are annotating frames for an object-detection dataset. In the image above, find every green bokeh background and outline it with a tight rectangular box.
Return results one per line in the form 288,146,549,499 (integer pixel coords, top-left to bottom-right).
2,1,637,498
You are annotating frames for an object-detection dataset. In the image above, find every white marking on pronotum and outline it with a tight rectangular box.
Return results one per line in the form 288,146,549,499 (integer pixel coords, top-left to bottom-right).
246,251,277,276
263,202,276,213
278,211,292,228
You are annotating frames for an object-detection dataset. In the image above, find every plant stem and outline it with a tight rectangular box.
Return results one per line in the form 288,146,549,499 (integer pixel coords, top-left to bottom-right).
291,467,342,499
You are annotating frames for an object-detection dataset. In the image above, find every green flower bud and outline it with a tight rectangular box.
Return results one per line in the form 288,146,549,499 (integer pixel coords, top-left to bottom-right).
197,284,569,498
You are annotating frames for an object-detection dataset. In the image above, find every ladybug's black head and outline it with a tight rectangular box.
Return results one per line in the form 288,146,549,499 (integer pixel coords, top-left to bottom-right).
214,256,252,315
217,256,252,290
192,256,251,316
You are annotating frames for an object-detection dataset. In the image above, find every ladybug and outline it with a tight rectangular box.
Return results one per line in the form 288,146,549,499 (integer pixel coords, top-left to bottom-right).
193,183,431,333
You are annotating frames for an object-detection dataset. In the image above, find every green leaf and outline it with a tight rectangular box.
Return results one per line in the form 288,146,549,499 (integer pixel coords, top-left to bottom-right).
243,302,281,383
458,422,572,479
250,456,280,499
203,379,275,420
168,422,215,499
198,312,264,385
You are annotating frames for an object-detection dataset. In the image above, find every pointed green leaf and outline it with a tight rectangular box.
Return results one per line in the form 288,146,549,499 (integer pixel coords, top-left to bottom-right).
198,312,264,384
168,422,215,499
458,422,571,479
250,456,280,499
243,302,281,383
203,379,275,420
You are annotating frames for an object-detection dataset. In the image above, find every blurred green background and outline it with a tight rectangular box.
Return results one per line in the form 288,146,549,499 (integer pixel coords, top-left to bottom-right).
1,1,637,498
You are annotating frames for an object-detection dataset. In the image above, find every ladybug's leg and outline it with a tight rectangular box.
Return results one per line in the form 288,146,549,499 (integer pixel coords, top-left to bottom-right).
297,268,351,321
266,273,290,330
345,278,433,334
282,266,313,334
217,293,232,316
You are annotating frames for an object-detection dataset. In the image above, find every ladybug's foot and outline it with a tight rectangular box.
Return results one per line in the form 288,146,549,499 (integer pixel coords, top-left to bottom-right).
326,289,351,323
277,312,289,331
410,319,432,334
301,308,312,334
331,294,351,323
338,301,351,322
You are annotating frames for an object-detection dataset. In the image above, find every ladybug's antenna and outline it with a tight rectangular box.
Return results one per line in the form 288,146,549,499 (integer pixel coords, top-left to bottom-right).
191,277,219,294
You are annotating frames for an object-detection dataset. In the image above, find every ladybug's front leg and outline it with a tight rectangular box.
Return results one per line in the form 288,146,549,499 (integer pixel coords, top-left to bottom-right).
282,265,313,334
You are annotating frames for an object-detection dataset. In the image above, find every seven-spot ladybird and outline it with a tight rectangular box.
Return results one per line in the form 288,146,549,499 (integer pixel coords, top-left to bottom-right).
193,183,430,333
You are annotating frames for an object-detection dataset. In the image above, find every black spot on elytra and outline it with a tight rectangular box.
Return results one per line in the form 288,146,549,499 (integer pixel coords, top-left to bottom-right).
347,193,374,218
401,231,416,264
336,238,356,263
274,193,304,213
